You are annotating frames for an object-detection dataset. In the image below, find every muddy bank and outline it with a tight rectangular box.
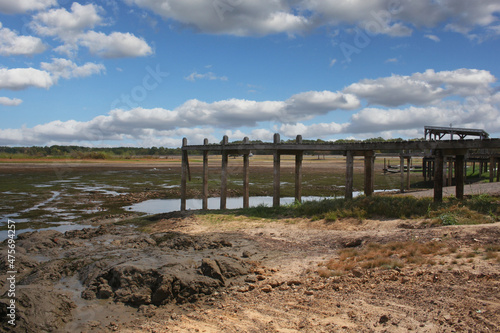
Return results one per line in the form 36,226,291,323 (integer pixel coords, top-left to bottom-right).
0,223,267,332
1,209,499,332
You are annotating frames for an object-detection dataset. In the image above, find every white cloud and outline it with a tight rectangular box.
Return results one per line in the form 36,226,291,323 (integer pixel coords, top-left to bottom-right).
78,31,153,58
40,58,105,80
31,2,103,38
31,2,153,58
424,34,440,42
0,97,22,106
0,22,47,56
125,0,310,36
185,71,228,81
1,69,499,146
284,91,360,117
344,68,495,107
0,67,54,90
123,0,500,38
0,0,55,14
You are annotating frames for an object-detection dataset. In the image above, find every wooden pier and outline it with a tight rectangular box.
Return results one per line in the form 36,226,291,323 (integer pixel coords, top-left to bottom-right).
181,134,500,211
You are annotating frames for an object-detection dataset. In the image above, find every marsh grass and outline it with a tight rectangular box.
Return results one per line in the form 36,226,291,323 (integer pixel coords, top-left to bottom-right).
319,240,500,276
224,194,499,226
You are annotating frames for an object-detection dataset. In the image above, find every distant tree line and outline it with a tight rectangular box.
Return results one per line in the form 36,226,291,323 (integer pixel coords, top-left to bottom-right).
0,145,186,159
0,137,425,159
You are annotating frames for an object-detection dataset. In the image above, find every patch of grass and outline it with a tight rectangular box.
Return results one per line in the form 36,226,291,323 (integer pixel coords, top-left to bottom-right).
319,240,499,277
211,194,499,227
321,240,446,274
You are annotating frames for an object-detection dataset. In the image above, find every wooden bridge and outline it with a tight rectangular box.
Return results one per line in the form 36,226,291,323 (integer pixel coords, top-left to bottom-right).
180,134,500,211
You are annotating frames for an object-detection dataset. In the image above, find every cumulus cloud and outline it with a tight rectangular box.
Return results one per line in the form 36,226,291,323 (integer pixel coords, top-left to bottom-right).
122,0,500,38
78,31,153,58
344,68,495,107
124,0,310,36
31,2,103,38
0,23,47,56
0,97,22,106
0,59,105,91
31,2,153,58
0,0,55,14
0,67,54,90
1,68,499,146
40,58,105,80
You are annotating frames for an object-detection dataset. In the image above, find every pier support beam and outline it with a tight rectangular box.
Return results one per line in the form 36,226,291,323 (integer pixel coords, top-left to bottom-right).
434,150,444,202
220,135,229,210
243,137,250,209
202,138,209,210
400,155,405,193
295,135,303,203
181,138,188,211
345,151,354,199
273,133,281,207
455,154,465,199
364,152,375,196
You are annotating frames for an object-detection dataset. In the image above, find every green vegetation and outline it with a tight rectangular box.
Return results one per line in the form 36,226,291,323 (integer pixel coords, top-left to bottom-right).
0,145,184,159
222,194,500,225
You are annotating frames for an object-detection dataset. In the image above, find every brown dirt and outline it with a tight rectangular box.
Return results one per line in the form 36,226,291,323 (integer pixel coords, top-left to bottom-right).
1,159,499,332
1,211,499,332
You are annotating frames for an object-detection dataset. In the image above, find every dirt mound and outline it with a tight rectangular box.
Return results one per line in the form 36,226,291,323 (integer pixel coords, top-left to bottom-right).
0,224,259,332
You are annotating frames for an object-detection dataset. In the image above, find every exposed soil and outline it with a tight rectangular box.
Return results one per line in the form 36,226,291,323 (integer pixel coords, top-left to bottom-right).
0,160,499,332
1,204,499,332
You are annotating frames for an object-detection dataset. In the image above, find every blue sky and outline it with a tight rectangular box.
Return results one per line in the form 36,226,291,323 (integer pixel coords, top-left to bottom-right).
1,0,500,147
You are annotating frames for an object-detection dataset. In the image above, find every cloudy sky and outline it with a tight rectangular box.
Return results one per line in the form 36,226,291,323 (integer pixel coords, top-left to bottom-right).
1,0,500,147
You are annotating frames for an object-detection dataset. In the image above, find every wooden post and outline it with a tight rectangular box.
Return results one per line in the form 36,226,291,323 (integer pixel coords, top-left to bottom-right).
243,137,250,209
406,157,411,191
273,133,281,207
455,155,465,200
422,158,426,181
295,135,303,203
345,151,354,199
364,152,374,196
220,135,229,210
400,154,405,193
181,138,188,211
202,138,209,210
434,150,444,202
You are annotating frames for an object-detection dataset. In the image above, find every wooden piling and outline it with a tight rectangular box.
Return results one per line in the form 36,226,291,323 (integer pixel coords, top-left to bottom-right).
295,135,303,203
181,137,188,211
345,151,354,199
406,157,411,190
364,152,375,196
243,137,250,209
434,150,444,202
273,133,281,207
455,155,465,199
220,135,229,210
400,154,405,193
202,139,209,210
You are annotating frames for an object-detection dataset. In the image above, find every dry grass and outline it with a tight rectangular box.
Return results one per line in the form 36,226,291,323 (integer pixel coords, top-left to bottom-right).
319,240,500,276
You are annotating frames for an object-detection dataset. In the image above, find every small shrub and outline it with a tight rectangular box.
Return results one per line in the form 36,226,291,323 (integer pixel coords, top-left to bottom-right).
439,213,457,225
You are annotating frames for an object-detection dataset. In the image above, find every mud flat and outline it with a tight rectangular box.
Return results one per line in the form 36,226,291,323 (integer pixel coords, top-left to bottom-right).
1,204,499,332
